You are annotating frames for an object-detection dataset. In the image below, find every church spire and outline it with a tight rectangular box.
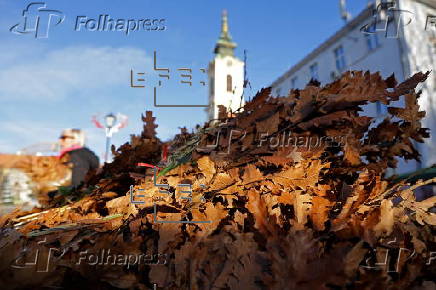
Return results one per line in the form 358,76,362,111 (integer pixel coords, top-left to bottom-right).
214,10,237,57
221,9,230,37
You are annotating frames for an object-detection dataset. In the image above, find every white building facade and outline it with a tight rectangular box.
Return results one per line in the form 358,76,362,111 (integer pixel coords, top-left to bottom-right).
271,0,436,174
208,11,245,121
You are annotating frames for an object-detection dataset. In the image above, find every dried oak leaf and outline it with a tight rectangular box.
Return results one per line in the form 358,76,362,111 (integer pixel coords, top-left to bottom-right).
106,195,138,217
318,71,387,112
241,164,263,185
277,192,294,205
209,172,235,191
409,196,436,225
286,147,304,163
190,202,227,235
388,93,426,124
255,110,280,133
293,190,313,229
373,199,395,236
156,220,184,253
243,87,271,112
343,240,367,278
197,156,216,182
310,196,333,231
343,137,362,166
261,155,292,166
186,230,264,289
273,166,306,189
297,110,351,131
386,71,430,100
288,86,319,123
246,189,276,236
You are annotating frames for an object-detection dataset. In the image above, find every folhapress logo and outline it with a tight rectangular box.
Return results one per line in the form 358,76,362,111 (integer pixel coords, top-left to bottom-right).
10,2,65,39
10,3,166,38
75,15,166,35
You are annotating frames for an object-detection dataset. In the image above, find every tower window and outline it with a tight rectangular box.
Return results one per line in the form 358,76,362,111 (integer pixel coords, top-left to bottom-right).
227,75,232,92
209,77,214,96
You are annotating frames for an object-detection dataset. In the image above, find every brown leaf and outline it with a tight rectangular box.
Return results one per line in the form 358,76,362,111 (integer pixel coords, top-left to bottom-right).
310,196,332,231
241,164,263,185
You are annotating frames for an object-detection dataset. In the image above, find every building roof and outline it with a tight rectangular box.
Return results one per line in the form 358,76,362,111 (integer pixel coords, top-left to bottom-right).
271,0,436,88
271,5,373,87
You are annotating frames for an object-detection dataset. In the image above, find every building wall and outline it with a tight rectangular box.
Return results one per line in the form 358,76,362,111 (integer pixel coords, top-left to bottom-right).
400,0,436,168
271,0,436,174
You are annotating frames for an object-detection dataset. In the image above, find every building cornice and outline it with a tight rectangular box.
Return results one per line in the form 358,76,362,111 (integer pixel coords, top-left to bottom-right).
271,5,373,87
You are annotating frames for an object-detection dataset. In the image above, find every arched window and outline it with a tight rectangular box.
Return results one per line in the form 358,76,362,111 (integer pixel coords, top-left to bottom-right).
226,75,232,92
209,77,214,96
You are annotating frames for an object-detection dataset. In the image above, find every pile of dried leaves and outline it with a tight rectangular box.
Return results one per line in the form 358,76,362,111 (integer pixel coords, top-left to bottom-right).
0,71,435,290
0,155,71,207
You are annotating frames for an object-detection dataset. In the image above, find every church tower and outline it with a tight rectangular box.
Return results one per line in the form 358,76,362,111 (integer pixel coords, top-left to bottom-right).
207,10,244,120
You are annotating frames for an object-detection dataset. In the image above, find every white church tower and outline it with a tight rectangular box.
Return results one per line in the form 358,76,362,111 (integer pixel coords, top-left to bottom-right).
207,10,244,120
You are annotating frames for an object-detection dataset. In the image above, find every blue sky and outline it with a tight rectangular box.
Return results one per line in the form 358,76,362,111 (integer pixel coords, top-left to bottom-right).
0,0,369,160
